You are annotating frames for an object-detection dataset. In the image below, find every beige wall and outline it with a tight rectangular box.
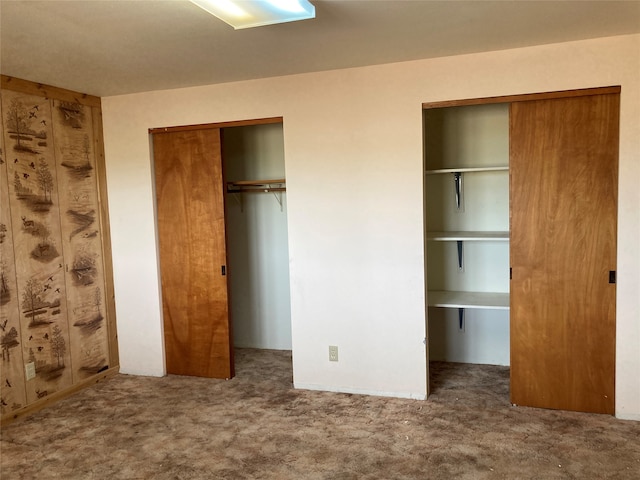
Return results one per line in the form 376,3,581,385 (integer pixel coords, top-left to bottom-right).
102,34,640,418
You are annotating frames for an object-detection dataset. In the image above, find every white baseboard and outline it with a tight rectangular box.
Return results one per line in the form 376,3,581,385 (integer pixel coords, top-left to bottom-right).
294,382,427,400
616,412,640,422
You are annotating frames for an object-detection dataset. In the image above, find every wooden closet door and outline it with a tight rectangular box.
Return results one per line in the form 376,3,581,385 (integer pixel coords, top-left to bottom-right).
153,129,233,379
510,91,619,414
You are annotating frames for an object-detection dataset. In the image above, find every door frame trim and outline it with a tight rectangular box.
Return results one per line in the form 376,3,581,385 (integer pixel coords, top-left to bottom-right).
149,116,283,134
422,86,621,109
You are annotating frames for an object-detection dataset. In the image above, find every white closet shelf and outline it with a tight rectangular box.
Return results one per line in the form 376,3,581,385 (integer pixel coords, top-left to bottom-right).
427,231,509,241
425,166,509,174
427,290,510,310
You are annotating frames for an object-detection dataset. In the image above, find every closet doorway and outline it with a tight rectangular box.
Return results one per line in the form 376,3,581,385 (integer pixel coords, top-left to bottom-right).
223,123,292,352
151,118,292,379
423,87,619,414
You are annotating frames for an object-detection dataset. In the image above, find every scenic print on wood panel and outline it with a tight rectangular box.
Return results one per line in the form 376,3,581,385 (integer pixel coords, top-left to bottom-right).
1,79,115,423
0,105,28,415
52,98,109,379
2,90,73,404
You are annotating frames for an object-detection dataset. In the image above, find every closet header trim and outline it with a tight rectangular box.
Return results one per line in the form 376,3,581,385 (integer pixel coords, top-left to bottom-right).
149,117,283,134
422,86,621,109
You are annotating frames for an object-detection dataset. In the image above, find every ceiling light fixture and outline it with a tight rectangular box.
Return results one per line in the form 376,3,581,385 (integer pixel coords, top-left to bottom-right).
190,0,315,29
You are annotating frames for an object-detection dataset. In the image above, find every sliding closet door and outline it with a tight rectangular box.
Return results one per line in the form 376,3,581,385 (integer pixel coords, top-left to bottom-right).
510,91,619,413
153,129,233,379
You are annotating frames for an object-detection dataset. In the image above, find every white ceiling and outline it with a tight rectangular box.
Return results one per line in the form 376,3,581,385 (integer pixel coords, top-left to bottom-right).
1,0,639,97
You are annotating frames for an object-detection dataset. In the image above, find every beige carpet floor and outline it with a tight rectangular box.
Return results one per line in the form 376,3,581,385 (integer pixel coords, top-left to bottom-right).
1,348,639,479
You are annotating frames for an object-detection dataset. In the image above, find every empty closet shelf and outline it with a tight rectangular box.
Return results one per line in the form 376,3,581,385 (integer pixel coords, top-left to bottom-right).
427,291,509,309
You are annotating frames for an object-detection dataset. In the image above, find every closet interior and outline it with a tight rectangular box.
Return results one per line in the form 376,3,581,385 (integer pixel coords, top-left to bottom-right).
424,103,511,390
222,123,292,355
423,88,619,414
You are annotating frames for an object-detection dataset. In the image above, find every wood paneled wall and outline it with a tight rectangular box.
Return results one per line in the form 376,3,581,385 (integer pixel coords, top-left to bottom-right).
0,76,118,425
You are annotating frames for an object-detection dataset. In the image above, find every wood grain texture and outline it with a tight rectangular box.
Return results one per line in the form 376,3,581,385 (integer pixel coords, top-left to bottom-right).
1,75,101,108
510,92,619,414
1,77,118,423
92,107,119,368
52,98,110,383
2,90,74,404
149,117,283,134
423,86,620,110
153,129,234,379
0,366,119,426
0,105,29,417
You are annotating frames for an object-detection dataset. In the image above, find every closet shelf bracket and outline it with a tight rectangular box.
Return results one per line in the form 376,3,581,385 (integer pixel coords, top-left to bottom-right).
226,179,286,212
230,191,244,212
453,171,464,212
272,190,284,211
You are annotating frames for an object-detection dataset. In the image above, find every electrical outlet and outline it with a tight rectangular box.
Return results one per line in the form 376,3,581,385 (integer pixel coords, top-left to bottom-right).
25,362,36,381
329,345,338,362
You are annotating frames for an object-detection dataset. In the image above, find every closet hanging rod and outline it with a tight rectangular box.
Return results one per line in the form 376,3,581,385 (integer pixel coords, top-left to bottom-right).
227,186,286,193
226,178,286,193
